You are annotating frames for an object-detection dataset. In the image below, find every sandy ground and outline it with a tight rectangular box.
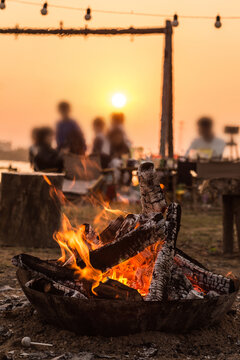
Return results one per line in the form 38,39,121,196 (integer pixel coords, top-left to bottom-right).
0,206,240,360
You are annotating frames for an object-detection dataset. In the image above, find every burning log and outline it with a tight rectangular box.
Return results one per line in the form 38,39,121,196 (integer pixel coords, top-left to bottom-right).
25,278,87,299
167,265,194,300
175,253,236,295
186,290,204,300
83,223,99,242
78,212,167,272
12,253,76,282
166,202,181,248
138,162,167,214
115,214,142,239
99,216,125,244
26,276,142,301
94,279,142,301
12,254,142,301
145,203,181,301
12,253,94,296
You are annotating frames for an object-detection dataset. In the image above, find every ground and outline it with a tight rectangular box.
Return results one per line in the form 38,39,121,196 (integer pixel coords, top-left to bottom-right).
0,204,240,360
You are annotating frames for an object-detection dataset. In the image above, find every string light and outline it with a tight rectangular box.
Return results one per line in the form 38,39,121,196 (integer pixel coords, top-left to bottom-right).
40,2,47,15
84,7,91,21
4,0,240,22
215,15,222,28
172,14,179,27
0,0,6,10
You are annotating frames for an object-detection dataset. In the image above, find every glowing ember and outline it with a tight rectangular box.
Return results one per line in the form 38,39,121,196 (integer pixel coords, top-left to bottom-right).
104,242,162,296
185,275,206,294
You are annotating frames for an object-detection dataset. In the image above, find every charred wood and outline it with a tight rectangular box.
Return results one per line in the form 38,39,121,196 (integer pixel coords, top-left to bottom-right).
12,254,76,282
167,265,194,300
166,202,181,248
77,212,167,272
94,279,142,301
145,204,180,301
186,290,204,300
12,254,91,297
82,223,101,249
138,162,167,214
25,277,87,299
175,254,236,294
99,216,125,244
115,214,142,239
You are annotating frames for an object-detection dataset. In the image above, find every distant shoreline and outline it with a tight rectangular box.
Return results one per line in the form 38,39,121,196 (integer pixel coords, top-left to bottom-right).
0,148,28,162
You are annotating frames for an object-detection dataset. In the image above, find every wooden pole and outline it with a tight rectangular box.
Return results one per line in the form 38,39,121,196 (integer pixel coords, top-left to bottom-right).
0,26,166,36
160,20,173,158
234,196,240,251
222,195,234,254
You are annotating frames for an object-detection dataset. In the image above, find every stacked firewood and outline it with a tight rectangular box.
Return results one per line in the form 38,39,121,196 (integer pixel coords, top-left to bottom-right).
12,162,235,302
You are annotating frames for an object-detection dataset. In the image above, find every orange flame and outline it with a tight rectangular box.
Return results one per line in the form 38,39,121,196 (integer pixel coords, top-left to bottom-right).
54,215,103,294
103,242,162,296
43,175,52,185
43,175,66,206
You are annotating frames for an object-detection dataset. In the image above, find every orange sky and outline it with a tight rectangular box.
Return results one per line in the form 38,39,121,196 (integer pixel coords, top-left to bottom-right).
0,0,240,154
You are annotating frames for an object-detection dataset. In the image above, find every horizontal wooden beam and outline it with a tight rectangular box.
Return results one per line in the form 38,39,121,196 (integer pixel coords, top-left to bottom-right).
0,26,166,36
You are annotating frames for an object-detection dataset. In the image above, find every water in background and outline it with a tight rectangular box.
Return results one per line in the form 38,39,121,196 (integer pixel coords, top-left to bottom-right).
0,160,32,180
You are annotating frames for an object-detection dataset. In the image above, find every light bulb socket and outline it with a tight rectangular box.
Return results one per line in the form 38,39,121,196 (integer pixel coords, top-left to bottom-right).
41,2,48,15
215,15,222,28
85,7,91,20
0,0,6,9
172,13,179,27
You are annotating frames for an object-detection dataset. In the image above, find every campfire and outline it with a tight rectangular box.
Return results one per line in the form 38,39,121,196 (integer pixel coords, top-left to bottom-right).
12,162,239,336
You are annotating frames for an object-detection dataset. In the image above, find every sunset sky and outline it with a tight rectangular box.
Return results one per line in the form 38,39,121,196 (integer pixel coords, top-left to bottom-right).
0,0,240,154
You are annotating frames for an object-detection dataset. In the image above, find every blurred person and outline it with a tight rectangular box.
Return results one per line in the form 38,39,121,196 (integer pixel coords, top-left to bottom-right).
29,127,39,168
110,113,131,149
186,117,225,159
56,101,86,155
33,127,63,172
108,127,130,160
91,117,110,168
107,127,131,185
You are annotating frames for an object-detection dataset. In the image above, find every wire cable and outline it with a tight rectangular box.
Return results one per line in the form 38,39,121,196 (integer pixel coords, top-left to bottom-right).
7,0,240,20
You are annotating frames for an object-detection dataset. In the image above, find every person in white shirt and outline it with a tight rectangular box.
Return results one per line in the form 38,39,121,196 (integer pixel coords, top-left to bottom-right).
186,117,225,159
92,117,110,168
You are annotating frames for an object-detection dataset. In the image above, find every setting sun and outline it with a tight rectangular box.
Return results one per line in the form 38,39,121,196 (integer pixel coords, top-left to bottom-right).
111,93,127,108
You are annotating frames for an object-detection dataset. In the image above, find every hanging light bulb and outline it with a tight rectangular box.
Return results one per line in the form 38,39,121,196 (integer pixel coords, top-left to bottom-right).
215,15,222,28
0,0,6,10
84,8,91,21
172,14,179,27
40,2,48,15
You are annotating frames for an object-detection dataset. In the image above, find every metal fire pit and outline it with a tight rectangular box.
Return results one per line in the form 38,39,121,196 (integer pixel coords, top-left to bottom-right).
17,268,239,336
